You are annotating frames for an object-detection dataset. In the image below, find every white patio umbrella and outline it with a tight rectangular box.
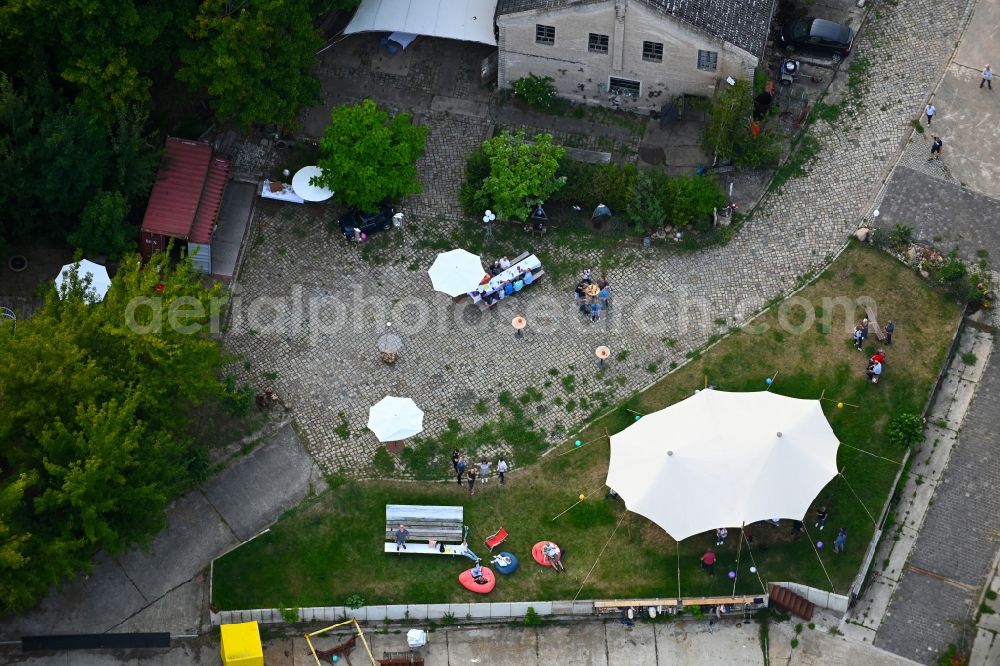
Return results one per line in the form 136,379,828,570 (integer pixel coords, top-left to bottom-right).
367,396,424,442
291,166,334,202
54,259,112,303
427,249,485,297
606,390,840,542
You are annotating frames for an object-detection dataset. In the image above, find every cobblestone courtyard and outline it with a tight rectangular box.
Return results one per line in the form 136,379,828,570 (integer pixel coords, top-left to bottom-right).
226,0,979,479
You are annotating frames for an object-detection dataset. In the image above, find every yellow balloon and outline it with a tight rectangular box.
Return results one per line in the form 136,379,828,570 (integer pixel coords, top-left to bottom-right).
579,494,586,501
837,402,844,409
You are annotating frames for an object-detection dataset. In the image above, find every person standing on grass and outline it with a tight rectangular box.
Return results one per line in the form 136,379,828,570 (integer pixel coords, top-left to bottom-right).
497,457,508,485
479,459,490,484
885,320,895,345
982,64,993,90
860,317,869,341
834,527,848,554
456,456,466,486
466,469,477,495
395,524,409,552
815,506,828,530
854,325,864,351
452,449,461,474
924,102,936,125
716,527,728,546
701,550,716,575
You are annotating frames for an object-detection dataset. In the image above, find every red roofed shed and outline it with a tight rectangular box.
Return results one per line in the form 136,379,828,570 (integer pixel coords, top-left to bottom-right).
140,137,231,274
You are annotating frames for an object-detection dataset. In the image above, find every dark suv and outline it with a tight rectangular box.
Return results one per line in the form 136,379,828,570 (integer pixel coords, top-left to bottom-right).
780,17,854,63
338,205,396,241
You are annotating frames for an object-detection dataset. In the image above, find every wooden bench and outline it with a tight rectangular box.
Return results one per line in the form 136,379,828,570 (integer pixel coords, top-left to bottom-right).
385,504,464,555
379,652,424,665
680,595,764,607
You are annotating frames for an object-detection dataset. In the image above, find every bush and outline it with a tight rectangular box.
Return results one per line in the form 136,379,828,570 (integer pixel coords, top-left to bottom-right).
891,224,914,248
886,413,925,447
937,260,966,284
553,160,637,213
511,74,559,111
706,79,781,168
626,170,667,235
523,606,543,626
346,593,366,609
664,175,726,228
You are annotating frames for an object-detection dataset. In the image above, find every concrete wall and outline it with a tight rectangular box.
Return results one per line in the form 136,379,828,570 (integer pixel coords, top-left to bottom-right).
498,0,757,111
774,582,850,613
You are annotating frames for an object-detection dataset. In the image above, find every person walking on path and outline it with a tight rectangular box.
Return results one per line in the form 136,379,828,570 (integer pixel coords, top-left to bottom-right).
456,456,467,486
479,460,490,484
497,457,508,485
884,320,894,345
716,527,728,546
854,325,864,350
815,506,828,530
395,524,409,551
982,64,993,90
452,449,461,474
929,134,943,160
924,102,936,125
466,469,477,495
834,527,848,554
701,550,717,575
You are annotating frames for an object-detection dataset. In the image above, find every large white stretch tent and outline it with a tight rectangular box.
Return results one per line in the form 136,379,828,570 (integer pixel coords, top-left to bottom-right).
607,390,841,542
344,0,498,46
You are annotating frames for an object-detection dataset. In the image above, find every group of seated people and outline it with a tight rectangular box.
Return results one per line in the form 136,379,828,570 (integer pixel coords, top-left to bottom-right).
574,269,611,321
481,260,536,306
866,348,886,383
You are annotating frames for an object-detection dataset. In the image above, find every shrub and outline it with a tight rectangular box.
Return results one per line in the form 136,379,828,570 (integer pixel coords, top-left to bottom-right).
553,160,637,213
279,605,300,623
626,170,667,235
664,175,726,228
469,131,566,221
887,413,925,447
511,74,559,111
523,606,543,626
346,593,366,609
937,260,966,284
890,224,914,249
706,79,781,167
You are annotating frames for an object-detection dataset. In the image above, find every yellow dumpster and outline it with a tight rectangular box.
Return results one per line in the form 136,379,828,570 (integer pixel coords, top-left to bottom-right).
220,621,264,666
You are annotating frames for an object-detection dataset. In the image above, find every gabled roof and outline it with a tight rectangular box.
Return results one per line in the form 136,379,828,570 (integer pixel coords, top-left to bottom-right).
141,137,230,244
496,0,776,59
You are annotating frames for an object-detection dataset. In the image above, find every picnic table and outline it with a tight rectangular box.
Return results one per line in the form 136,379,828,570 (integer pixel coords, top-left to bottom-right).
384,504,466,555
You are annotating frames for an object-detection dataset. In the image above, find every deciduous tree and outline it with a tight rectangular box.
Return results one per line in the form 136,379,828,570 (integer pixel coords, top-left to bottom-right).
473,131,566,221
180,0,323,128
0,252,227,613
314,99,428,212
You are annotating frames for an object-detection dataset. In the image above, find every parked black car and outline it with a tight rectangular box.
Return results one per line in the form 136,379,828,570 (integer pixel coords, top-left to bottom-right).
338,205,396,241
780,17,854,63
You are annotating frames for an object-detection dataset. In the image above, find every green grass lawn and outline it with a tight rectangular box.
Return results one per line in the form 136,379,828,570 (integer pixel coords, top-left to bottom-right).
212,243,960,610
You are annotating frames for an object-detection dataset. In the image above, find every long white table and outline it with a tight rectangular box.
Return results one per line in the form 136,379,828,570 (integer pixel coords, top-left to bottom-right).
469,254,542,302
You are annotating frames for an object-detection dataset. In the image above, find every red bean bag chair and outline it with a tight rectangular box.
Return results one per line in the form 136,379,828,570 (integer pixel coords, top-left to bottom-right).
532,541,561,567
459,567,495,594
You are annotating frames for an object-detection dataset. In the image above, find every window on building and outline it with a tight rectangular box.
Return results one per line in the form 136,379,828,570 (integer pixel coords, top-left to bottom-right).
535,24,555,45
588,33,609,54
697,49,719,71
608,77,641,97
642,41,663,63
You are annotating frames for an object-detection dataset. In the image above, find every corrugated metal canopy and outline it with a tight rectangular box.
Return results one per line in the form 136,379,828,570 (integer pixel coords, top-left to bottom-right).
344,0,498,46
190,156,231,244
141,137,212,240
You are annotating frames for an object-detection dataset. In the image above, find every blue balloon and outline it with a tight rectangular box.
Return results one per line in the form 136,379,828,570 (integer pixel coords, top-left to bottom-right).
765,377,773,385
635,415,641,421
575,440,582,447
816,541,824,549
